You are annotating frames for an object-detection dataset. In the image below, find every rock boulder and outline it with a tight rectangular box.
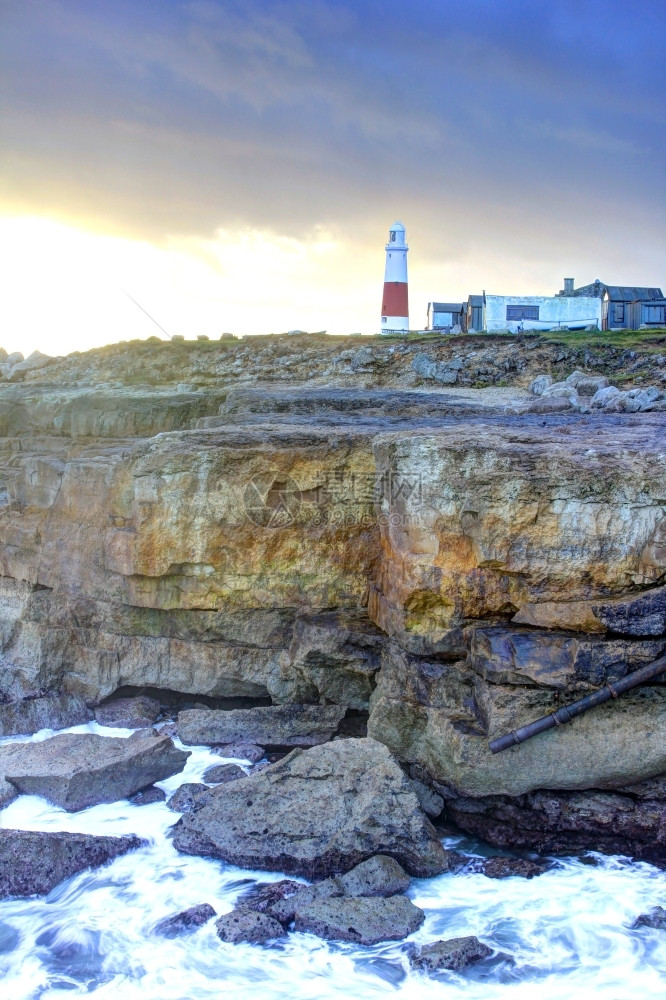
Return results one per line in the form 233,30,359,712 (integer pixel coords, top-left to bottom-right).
214,742,265,763
173,738,449,878
129,785,166,805
0,828,144,898
177,703,346,748
94,695,161,729
575,376,609,396
528,374,553,396
269,855,411,923
0,694,91,737
410,936,492,973
590,385,622,408
154,903,216,937
632,906,666,930
203,763,246,784
4,732,189,811
215,909,286,944
166,782,212,813
476,856,546,879
293,895,424,944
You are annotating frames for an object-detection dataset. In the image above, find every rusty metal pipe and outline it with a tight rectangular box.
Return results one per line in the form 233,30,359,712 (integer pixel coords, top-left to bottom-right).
489,654,666,755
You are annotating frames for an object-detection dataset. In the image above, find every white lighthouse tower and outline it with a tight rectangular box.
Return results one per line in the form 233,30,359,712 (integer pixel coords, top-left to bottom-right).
380,221,409,334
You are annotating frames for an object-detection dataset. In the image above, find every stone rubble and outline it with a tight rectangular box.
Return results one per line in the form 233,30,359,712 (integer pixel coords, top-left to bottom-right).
529,367,664,412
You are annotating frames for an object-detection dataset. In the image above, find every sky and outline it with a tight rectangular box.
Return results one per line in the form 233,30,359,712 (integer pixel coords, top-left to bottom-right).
1,0,665,355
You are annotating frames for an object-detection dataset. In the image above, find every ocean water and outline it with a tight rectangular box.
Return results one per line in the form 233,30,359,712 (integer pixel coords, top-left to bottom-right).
1,722,665,1000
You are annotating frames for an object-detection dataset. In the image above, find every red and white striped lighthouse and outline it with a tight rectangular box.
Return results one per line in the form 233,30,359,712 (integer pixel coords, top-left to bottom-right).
380,221,409,334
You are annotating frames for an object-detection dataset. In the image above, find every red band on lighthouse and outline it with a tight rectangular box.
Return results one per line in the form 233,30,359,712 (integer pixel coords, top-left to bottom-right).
380,222,409,334
382,281,409,318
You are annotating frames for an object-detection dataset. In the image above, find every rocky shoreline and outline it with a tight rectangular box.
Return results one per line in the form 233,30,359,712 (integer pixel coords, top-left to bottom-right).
0,695,662,968
0,332,665,961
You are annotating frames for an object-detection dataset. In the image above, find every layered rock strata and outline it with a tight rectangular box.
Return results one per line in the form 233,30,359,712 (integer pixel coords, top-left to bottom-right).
1,337,665,858
445,778,666,865
177,703,346,748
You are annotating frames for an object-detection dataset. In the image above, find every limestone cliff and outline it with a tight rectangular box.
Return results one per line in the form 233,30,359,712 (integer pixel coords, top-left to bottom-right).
1,332,665,852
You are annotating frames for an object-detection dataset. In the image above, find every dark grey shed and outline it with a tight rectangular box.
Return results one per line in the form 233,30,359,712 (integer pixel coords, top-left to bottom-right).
466,294,484,333
602,286,664,329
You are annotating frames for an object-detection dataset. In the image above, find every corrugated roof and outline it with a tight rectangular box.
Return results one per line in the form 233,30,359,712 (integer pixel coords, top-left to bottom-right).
467,295,484,307
430,302,463,312
605,286,663,301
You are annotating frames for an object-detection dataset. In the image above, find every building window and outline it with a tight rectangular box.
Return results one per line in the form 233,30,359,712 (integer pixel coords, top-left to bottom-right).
389,231,396,242
613,303,624,324
506,305,539,321
645,305,666,324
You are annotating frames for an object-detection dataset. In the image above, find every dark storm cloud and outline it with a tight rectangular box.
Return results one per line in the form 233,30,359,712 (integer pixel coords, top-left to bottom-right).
1,0,664,271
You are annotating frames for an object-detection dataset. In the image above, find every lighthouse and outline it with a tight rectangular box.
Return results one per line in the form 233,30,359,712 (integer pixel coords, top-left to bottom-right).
380,221,409,334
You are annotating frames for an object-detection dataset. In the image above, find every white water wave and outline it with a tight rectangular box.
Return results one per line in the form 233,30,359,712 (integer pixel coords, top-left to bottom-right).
0,723,664,999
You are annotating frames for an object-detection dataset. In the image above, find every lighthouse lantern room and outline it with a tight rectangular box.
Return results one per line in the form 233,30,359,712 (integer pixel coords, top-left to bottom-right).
380,222,409,334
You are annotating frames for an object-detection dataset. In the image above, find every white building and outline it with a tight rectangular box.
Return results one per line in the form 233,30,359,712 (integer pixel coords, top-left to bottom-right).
426,302,463,331
484,294,601,333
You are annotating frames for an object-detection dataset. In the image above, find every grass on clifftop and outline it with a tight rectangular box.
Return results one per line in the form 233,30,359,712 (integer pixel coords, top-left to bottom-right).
536,328,666,351
378,328,666,351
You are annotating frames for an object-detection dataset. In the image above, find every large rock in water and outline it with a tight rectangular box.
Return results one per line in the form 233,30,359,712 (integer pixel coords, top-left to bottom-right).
0,828,144,898
94,695,161,729
0,694,91,737
173,737,449,878
177,703,346,748
633,907,666,929
154,903,217,937
410,936,492,973
216,909,286,944
268,855,411,923
4,732,189,811
294,895,424,944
